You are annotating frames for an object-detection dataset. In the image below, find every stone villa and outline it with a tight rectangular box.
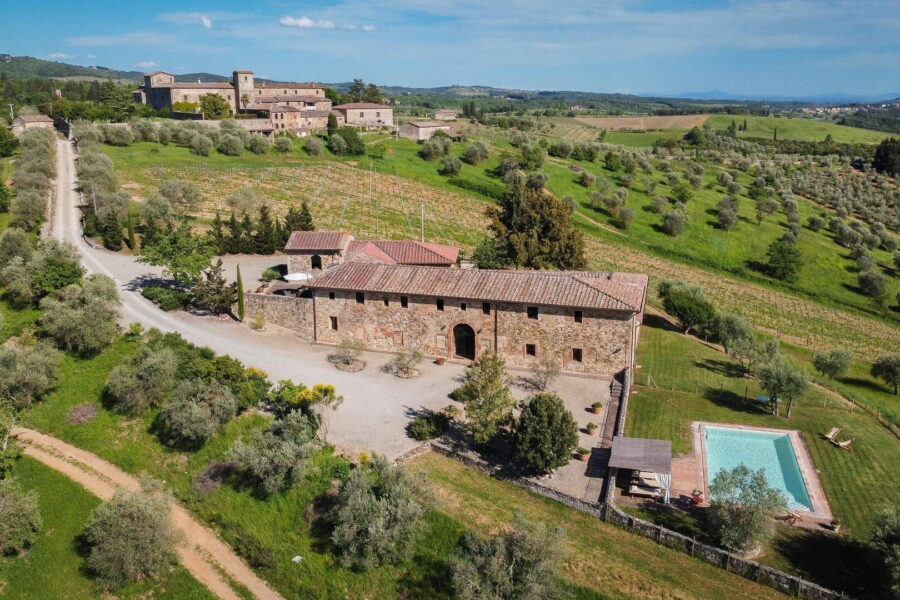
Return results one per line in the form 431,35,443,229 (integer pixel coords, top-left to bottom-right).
9,114,54,136
249,231,648,378
133,69,393,134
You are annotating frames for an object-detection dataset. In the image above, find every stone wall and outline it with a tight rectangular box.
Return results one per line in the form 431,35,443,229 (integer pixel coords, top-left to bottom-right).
340,107,394,128
311,291,634,377
244,293,314,340
287,250,344,274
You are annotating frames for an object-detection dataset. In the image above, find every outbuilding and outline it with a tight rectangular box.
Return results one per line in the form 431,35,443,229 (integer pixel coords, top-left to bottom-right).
398,120,451,141
9,114,54,136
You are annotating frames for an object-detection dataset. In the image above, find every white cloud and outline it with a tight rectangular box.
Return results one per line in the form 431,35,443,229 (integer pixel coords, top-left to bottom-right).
279,15,374,31
280,16,335,29
159,11,239,27
201,15,213,29
48,52,74,60
135,60,158,69
86,53,96,59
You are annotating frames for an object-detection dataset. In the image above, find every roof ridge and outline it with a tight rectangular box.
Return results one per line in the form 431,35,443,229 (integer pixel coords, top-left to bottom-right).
570,275,636,311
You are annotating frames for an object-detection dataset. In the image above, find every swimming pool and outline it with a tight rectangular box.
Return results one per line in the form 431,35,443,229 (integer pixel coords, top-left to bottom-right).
703,426,813,511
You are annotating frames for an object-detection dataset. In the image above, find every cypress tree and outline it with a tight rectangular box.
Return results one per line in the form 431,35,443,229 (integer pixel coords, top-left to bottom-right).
0,180,9,212
236,264,245,322
255,205,276,254
226,213,241,254
211,212,227,254
239,214,255,254
126,208,138,251
297,200,315,231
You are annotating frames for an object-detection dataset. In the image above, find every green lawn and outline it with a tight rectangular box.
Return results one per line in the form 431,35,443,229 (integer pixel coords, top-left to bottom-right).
408,452,784,599
706,114,890,143
0,456,215,600
628,316,900,540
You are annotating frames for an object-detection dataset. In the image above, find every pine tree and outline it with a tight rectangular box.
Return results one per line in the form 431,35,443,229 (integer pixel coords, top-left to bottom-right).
226,213,241,254
239,214,255,254
236,264,245,322
254,205,276,254
0,180,10,212
211,212,227,254
192,258,236,315
274,218,287,249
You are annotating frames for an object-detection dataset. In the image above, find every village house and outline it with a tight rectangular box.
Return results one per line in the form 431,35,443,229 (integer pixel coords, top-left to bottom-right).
398,120,452,141
9,114,54,136
248,231,647,378
332,102,394,128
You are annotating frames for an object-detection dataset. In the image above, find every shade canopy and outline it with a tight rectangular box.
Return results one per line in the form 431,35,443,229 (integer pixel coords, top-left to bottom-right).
608,436,672,474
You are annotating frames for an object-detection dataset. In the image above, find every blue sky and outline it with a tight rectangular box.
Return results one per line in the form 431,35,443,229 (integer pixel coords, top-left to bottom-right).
3,0,900,96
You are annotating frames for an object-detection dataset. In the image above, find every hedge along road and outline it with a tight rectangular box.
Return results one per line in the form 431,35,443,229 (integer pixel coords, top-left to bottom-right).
52,138,463,460
12,427,283,600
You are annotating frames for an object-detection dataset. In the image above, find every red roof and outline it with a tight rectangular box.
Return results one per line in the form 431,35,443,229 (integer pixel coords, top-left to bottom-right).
285,231,353,251
307,263,647,312
347,241,459,266
257,81,320,89
15,115,53,123
254,94,327,104
333,102,391,110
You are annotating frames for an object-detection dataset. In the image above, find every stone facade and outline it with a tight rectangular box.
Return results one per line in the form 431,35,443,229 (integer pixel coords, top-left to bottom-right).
287,249,346,274
398,121,451,141
245,293,315,340
311,291,636,377
332,103,394,128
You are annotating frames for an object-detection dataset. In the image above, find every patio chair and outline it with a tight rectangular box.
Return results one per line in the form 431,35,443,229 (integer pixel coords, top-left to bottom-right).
782,511,801,525
822,427,840,442
832,438,854,450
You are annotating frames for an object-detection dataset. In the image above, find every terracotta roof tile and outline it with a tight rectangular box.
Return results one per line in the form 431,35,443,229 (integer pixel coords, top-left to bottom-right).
307,263,647,312
333,102,391,109
346,241,459,265
15,115,53,123
285,231,353,251
257,82,321,89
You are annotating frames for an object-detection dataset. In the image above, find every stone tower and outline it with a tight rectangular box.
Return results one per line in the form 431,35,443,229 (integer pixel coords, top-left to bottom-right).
232,70,255,112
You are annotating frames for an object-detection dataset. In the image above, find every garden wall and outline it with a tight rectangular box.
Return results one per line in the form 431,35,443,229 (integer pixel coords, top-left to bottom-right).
244,292,314,339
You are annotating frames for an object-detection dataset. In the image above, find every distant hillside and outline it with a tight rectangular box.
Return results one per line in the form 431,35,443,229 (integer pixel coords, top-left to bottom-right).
0,54,228,83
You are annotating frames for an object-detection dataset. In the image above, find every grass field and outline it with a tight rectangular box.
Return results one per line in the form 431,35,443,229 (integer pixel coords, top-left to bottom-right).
706,114,890,143
576,114,709,130
0,456,215,600
628,317,900,541
12,326,792,599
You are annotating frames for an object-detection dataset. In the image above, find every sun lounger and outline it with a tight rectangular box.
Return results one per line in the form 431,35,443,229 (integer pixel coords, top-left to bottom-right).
833,438,853,450
823,427,840,442
782,511,801,525
629,485,661,498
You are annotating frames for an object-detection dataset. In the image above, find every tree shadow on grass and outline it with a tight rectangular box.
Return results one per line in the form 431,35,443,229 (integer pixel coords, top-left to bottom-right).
703,387,770,416
841,376,889,395
696,358,746,380
643,313,680,333
769,529,887,598
397,553,455,600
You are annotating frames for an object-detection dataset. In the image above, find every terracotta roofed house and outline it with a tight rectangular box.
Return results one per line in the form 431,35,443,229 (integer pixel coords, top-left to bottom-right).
285,231,459,273
398,120,451,141
9,114,54,136
332,102,393,128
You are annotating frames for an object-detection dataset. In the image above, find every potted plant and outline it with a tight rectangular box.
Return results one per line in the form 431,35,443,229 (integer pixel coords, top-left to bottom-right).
590,401,603,415
576,447,591,462
435,357,446,366
586,422,598,436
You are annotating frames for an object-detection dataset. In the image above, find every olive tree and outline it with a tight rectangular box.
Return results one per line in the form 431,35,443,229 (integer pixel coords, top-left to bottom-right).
0,342,62,409
871,354,900,394
759,355,809,417
82,482,178,589
657,280,716,335
0,478,42,554
158,380,238,448
39,275,121,354
708,465,785,553
812,348,852,380
331,455,426,570
106,345,178,415
452,514,567,600
870,506,900,597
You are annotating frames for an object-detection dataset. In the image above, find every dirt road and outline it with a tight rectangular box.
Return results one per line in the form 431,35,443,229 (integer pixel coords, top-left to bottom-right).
13,427,283,600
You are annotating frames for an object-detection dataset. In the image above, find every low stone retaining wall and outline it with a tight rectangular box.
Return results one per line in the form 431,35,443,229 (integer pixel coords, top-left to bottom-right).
244,292,313,339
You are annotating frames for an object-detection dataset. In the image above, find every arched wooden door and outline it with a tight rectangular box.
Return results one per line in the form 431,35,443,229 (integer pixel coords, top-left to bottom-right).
452,323,476,360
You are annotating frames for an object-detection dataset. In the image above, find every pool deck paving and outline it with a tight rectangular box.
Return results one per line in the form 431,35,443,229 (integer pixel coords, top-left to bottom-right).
678,421,833,528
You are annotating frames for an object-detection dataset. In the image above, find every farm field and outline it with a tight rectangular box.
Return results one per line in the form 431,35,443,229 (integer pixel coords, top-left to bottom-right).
0,456,214,600
628,317,900,544
706,114,890,143
576,114,709,130
102,135,899,360
10,325,790,600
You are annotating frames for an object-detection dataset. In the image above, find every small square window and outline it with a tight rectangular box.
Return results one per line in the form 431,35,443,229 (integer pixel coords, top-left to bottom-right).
527,306,539,320
436,299,444,311
376,111,381,117
573,348,583,362
330,316,338,330
328,292,335,300
482,302,491,315
401,296,409,308
460,302,467,311
526,343,536,357
356,292,365,304
574,310,583,323
359,111,364,118
383,297,389,307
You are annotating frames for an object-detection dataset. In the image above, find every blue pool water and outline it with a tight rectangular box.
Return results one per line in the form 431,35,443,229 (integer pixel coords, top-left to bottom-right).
704,426,813,511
